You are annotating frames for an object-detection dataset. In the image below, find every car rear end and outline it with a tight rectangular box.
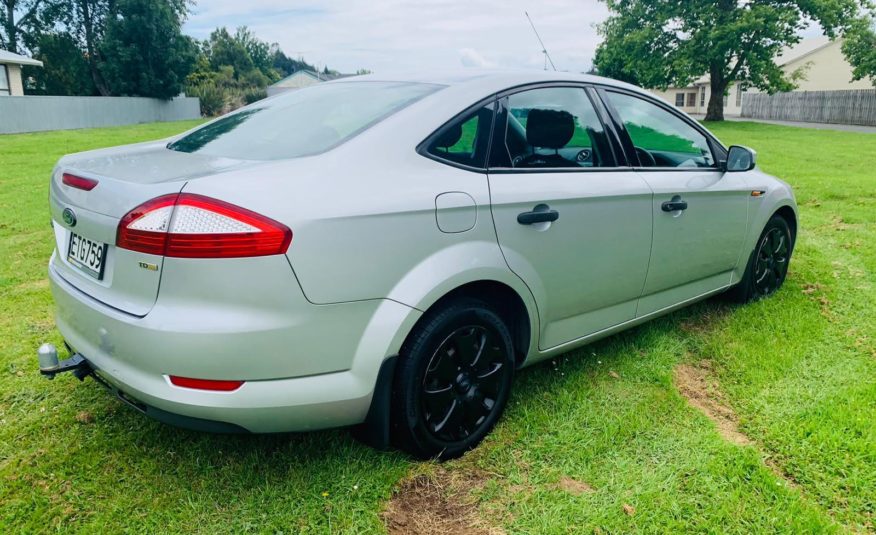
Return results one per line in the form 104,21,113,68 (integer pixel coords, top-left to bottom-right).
47,156,369,432
41,80,444,433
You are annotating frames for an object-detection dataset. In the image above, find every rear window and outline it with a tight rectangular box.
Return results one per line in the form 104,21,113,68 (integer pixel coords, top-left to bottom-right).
168,81,441,160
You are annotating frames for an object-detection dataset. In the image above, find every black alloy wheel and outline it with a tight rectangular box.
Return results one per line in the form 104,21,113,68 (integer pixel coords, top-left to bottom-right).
726,214,794,303
753,226,791,296
421,325,507,442
393,298,515,460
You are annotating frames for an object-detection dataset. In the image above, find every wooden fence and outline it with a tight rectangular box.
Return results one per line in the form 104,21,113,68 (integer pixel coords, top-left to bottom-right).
741,89,876,126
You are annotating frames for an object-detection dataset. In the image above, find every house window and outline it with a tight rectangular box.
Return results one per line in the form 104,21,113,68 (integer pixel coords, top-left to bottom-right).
686,92,696,107
675,93,685,107
723,94,728,107
0,66,10,96
700,87,706,107
736,84,745,107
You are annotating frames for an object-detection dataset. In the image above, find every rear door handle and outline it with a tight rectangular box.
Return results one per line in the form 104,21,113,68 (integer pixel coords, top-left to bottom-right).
517,204,559,225
661,198,688,212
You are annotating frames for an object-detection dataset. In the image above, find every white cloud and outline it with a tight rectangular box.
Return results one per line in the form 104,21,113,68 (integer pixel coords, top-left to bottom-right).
184,0,609,74
458,48,497,68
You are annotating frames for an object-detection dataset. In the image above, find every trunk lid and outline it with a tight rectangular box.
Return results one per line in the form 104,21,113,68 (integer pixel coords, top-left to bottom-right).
49,142,249,316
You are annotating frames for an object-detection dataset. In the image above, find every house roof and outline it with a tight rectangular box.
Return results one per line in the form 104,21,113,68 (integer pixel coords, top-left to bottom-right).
0,49,43,67
775,35,833,66
688,36,836,86
270,69,354,87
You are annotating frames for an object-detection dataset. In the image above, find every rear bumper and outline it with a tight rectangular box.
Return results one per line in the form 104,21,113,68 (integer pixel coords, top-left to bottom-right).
48,257,420,433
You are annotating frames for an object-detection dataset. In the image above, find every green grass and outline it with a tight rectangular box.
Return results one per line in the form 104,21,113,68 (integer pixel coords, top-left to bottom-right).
626,122,701,153
1,120,874,533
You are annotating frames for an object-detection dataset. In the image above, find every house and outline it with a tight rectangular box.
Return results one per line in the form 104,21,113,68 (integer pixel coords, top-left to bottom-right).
0,49,43,96
649,36,874,117
266,69,354,96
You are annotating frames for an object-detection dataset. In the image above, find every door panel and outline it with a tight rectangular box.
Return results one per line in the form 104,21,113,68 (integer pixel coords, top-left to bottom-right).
490,172,653,348
599,90,750,316
486,85,653,350
636,170,749,315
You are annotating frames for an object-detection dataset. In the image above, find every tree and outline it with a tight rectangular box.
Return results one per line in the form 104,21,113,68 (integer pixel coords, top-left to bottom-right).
0,0,49,53
206,27,254,77
99,0,196,98
270,47,316,77
843,16,876,86
26,31,96,95
594,0,876,120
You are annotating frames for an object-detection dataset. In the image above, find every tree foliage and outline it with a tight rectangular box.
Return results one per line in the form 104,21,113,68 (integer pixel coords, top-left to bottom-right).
4,0,364,107
184,25,334,115
24,31,95,95
99,0,197,98
842,16,876,84
594,0,876,120
0,0,51,53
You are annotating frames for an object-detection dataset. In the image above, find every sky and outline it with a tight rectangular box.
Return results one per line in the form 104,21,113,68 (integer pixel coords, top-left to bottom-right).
183,0,611,74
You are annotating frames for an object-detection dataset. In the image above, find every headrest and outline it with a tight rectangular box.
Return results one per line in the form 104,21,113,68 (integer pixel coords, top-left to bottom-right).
434,123,463,148
526,109,574,149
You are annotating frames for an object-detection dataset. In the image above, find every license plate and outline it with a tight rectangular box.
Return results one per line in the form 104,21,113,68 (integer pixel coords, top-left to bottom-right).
67,232,108,280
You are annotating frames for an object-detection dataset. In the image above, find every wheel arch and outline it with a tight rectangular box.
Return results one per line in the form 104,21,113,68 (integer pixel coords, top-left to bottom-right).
773,204,798,246
357,276,538,450
408,279,534,367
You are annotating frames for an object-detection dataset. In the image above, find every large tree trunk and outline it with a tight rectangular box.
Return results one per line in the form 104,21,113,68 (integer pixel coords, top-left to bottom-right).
78,0,110,95
706,80,727,121
3,0,17,53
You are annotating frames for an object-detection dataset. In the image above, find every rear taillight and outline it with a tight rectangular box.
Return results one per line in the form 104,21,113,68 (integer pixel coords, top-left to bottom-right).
117,193,292,258
62,173,99,191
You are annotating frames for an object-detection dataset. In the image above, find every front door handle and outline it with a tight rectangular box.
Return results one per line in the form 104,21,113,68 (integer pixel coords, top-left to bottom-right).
661,197,688,212
517,204,559,225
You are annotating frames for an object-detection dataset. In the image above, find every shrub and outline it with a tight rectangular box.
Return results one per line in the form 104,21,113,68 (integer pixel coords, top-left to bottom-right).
243,88,267,104
187,83,225,116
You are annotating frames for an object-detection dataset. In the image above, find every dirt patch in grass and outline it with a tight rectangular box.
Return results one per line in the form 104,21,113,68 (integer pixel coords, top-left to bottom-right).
673,361,753,446
383,468,500,535
674,362,804,491
557,476,595,495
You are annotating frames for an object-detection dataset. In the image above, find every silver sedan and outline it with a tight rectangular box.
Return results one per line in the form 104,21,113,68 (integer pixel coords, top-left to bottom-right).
41,71,796,459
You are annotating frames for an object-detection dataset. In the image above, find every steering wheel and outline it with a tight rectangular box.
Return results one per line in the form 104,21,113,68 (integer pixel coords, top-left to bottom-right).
575,149,592,164
634,147,657,167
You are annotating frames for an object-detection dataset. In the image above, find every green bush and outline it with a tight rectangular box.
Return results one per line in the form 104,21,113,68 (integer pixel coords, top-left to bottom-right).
187,83,225,116
243,88,267,104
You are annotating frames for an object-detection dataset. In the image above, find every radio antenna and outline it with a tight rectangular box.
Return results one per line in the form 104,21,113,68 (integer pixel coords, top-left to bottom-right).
525,11,557,71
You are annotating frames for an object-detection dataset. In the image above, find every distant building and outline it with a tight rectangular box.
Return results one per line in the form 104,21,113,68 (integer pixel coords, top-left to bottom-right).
0,50,43,96
267,69,355,96
649,36,874,117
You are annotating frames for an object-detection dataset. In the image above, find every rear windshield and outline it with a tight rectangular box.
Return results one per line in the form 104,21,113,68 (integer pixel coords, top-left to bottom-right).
168,81,442,160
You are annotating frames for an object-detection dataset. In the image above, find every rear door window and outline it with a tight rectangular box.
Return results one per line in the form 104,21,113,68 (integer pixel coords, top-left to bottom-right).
495,87,616,169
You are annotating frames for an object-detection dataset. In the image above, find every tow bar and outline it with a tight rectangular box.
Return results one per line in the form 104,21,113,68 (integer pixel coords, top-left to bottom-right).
37,343,92,381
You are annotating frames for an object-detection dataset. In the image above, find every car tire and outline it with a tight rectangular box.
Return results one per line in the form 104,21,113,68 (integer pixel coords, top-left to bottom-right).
392,298,515,460
726,215,793,303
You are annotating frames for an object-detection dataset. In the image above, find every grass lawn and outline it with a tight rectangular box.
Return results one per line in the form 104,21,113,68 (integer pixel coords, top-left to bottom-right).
1,120,874,533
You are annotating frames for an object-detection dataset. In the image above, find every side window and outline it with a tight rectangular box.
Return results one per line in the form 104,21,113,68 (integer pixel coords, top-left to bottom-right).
425,104,494,169
499,87,615,169
606,92,715,168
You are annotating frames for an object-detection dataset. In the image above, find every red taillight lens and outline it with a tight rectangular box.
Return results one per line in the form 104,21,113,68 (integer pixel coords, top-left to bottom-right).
169,375,244,391
116,193,292,258
62,173,99,191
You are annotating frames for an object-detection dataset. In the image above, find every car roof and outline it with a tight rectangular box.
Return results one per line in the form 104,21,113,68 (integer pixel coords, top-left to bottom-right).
331,69,647,97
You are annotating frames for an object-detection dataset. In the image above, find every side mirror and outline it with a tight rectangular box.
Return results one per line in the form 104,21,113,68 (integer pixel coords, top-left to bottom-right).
724,145,757,172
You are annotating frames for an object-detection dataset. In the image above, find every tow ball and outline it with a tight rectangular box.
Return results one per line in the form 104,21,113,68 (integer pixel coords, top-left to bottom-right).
37,343,92,381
